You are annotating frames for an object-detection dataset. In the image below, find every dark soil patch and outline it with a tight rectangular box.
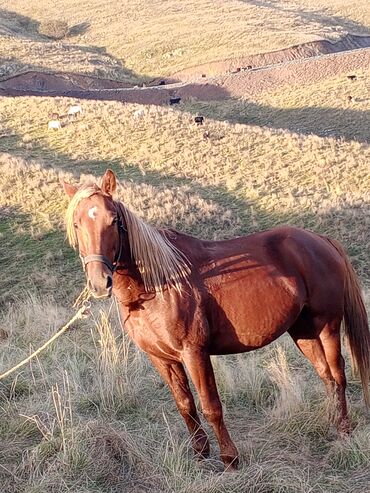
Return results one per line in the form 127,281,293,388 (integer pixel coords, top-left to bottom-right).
0,70,133,92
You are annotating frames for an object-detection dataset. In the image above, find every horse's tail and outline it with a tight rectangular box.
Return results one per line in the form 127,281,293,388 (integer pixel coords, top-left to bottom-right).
326,238,370,406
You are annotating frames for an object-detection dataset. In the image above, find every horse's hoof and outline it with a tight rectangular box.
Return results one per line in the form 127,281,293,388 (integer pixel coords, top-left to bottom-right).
222,455,239,470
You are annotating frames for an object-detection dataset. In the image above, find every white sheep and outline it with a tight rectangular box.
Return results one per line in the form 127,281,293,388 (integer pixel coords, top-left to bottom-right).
133,108,145,120
68,104,83,119
48,120,61,130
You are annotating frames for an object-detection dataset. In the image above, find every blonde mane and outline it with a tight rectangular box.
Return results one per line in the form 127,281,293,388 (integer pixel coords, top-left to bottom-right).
65,183,99,248
65,185,191,293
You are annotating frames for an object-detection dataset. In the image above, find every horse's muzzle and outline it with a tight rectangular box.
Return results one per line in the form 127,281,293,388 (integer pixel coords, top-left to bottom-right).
88,275,113,299
90,286,113,299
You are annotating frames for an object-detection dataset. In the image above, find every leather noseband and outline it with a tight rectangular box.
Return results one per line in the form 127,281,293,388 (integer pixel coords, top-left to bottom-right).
80,254,115,274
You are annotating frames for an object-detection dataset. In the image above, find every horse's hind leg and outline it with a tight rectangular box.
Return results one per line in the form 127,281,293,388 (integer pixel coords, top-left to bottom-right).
319,319,351,433
289,329,335,396
148,354,210,458
289,317,350,434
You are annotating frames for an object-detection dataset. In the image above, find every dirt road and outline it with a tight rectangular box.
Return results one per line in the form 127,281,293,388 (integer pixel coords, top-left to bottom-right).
1,42,369,105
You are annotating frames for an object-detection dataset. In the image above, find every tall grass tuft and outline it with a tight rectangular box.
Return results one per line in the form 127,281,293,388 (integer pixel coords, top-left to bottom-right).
91,307,142,416
38,20,69,40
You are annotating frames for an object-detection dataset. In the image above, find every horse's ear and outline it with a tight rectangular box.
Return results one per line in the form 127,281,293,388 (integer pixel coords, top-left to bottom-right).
101,169,117,196
62,181,78,200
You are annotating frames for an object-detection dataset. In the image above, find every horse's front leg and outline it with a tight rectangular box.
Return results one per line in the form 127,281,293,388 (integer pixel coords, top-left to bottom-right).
182,347,239,469
148,354,210,458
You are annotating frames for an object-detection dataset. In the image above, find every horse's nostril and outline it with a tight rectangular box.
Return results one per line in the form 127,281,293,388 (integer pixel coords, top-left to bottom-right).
106,276,113,290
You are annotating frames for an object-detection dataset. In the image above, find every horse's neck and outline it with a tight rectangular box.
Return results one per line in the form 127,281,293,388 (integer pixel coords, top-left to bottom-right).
114,231,146,304
113,264,151,308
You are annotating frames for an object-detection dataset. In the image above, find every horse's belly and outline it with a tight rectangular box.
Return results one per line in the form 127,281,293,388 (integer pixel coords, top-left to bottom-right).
207,272,304,354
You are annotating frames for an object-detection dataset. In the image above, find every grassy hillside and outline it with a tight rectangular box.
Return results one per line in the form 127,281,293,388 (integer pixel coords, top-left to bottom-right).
1,1,370,80
0,64,369,491
0,67,369,302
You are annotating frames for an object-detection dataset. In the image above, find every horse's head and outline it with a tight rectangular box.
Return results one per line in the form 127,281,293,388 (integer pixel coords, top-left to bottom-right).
62,170,122,299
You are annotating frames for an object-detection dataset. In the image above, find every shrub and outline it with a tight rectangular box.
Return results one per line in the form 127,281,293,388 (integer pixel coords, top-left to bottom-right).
39,20,69,40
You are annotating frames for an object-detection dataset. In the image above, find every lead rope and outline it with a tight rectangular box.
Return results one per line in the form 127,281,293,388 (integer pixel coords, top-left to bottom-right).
0,286,91,381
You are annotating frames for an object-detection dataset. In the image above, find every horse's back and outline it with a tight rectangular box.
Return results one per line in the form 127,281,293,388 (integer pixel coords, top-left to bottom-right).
196,226,345,295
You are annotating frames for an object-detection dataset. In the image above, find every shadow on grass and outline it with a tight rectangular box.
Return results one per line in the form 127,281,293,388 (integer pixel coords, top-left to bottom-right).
238,0,370,37
181,98,370,144
0,8,140,83
0,204,81,306
68,22,91,37
0,8,40,38
2,131,369,289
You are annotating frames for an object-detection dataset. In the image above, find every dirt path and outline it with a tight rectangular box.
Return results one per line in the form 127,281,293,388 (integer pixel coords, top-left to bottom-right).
1,43,369,105
208,47,370,99
169,34,370,81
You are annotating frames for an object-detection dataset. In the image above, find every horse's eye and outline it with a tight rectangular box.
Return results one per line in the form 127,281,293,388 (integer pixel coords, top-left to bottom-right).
112,217,118,225
73,222,78,229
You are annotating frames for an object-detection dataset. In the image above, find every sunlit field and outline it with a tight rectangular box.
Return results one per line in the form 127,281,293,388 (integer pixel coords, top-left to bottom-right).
1,0,370,80
1,3,370,490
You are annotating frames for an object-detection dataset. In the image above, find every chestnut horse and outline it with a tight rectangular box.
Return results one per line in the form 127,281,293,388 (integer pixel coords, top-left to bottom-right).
63,170,370,469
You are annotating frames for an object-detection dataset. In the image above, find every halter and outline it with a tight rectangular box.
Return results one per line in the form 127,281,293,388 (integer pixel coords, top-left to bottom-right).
79,209,126,276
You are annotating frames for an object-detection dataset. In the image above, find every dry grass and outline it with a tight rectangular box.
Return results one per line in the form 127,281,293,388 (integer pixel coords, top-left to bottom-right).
0,67,369,294
1,1,370,80
1,294,370,493
0,55,369,491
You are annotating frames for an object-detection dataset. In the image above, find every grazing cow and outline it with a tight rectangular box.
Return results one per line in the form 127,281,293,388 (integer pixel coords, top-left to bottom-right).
48,120,61,130
194,116,204,125
347,75,357,81
68,104,83,119
170,97,181,105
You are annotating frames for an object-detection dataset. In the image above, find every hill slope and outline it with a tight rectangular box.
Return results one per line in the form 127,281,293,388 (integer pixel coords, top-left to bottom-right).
0,67,369,304
1,1,370,80
0,12,369,492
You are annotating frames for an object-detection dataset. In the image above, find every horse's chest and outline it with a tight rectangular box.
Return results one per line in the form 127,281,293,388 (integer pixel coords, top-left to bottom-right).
118,302,184,359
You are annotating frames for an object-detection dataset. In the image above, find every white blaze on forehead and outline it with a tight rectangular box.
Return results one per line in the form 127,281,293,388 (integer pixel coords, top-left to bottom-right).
88,206,98,220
